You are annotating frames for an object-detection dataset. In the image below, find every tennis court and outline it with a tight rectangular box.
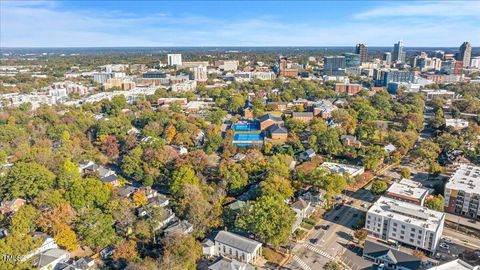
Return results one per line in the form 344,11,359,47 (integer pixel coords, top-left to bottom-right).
233,122,260,131
233,133,264,141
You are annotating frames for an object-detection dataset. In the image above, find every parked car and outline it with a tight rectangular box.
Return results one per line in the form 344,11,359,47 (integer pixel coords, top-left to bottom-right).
442,238,453,244
334,216,340,221
439,243,450,249
323,225,330,230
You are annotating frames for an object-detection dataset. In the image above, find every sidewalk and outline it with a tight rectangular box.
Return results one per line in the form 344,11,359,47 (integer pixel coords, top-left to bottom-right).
445,213,480,231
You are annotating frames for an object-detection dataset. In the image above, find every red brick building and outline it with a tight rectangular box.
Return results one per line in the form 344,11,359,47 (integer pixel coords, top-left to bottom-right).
335,83,362,95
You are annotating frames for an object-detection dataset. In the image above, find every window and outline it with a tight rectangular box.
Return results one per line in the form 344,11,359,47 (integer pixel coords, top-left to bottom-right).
410,233,415,237
400,236,404,239
401,225,405,229
392,233,396,237
411,228,416,232
392,228,397,232
393,223,397,227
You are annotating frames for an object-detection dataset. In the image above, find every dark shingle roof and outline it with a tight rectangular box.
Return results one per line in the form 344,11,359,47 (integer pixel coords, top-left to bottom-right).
101,174,118,183
258,114,282,123
363,240,421,269
267,124,288,134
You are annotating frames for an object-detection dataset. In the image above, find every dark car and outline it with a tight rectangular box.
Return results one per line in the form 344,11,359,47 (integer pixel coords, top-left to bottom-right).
353,213,358,218
323,225,330,230
310,238,318,244
334,216,340,221
335,204,342,210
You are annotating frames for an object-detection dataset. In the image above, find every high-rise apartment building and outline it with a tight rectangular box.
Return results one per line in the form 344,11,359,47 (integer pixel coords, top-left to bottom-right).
355,43,368,63
457,42,472,68
344,53,361,67
393,41,406,63
383,52,392,66
323,56,346,75
192,65,208,82
167,54,182,66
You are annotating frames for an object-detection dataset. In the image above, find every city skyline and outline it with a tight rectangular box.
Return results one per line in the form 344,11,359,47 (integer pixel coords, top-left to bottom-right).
1,1,479,47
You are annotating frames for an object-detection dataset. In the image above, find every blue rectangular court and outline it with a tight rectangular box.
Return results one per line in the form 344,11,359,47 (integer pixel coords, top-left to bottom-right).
233,123,260,131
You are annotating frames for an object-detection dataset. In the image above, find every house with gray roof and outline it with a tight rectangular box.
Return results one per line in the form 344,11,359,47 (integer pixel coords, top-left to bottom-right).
208,257,255,270
36,248,70,270
363,240,421,270
203,230,262,264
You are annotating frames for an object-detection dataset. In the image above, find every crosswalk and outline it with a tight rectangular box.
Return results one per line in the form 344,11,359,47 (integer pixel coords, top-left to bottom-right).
292,254,313,270
303,243,335,260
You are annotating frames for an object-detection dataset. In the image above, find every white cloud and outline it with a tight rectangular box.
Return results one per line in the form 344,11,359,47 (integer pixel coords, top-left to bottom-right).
0,1,478,47
355,1,480,19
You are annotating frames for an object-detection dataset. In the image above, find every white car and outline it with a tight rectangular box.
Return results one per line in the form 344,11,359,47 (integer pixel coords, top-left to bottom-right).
439,243,450,249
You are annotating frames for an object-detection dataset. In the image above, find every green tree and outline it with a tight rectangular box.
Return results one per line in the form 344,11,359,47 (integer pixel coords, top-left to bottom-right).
219,160,249,195
75,208,117,249
66,178,111,209
362,146,387,171
259,175,294,200
170,167,199,196
371,180,388,195
160,232,202,270
400,168,411,179
413,140,441,165
121,147,144,180
10,205,39,235
236,195,295,247
425,195,445,212
56,159,81,189
1,162,55,199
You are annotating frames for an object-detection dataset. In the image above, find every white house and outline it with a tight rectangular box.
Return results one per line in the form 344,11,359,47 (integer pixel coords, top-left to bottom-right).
203,231,262,264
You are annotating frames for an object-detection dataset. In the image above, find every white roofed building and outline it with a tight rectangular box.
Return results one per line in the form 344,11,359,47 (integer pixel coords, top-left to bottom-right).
366,196,445,252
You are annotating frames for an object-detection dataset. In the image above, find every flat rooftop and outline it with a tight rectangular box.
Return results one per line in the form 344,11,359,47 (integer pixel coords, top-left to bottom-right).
446,164,480,194
368,196,444,230
386,179,431,201
320,162,364,177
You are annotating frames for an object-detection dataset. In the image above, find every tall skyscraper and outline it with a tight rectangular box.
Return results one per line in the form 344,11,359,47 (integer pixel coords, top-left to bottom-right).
167,54,182,66
344,53,361,67
457,42,472,68
355,43,368,63
383,52,392,66
323,56,346,75
393,41,406,63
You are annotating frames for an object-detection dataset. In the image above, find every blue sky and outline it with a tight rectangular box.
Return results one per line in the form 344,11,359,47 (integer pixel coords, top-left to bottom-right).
1,1,479,47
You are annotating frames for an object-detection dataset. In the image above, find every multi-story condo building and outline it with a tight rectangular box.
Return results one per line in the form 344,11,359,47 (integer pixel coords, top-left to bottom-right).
344,53,361,68
366,196,445,252
383,52,392,66
323,56,346,75
192,65,208,82
215,60,239,71
377,69,415,86
444,164,480,219
385,179,432,206
457,42,472,68
93,72,113,84
393,40,406,63
167,54,182,66
355,43,368,63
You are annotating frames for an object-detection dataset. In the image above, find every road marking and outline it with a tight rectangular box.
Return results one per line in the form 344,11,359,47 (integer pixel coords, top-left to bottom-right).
292,254,312,270
303,243,335,260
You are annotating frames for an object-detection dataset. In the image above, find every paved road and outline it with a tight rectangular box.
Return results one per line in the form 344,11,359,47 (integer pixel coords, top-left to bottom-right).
287,188,375,270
